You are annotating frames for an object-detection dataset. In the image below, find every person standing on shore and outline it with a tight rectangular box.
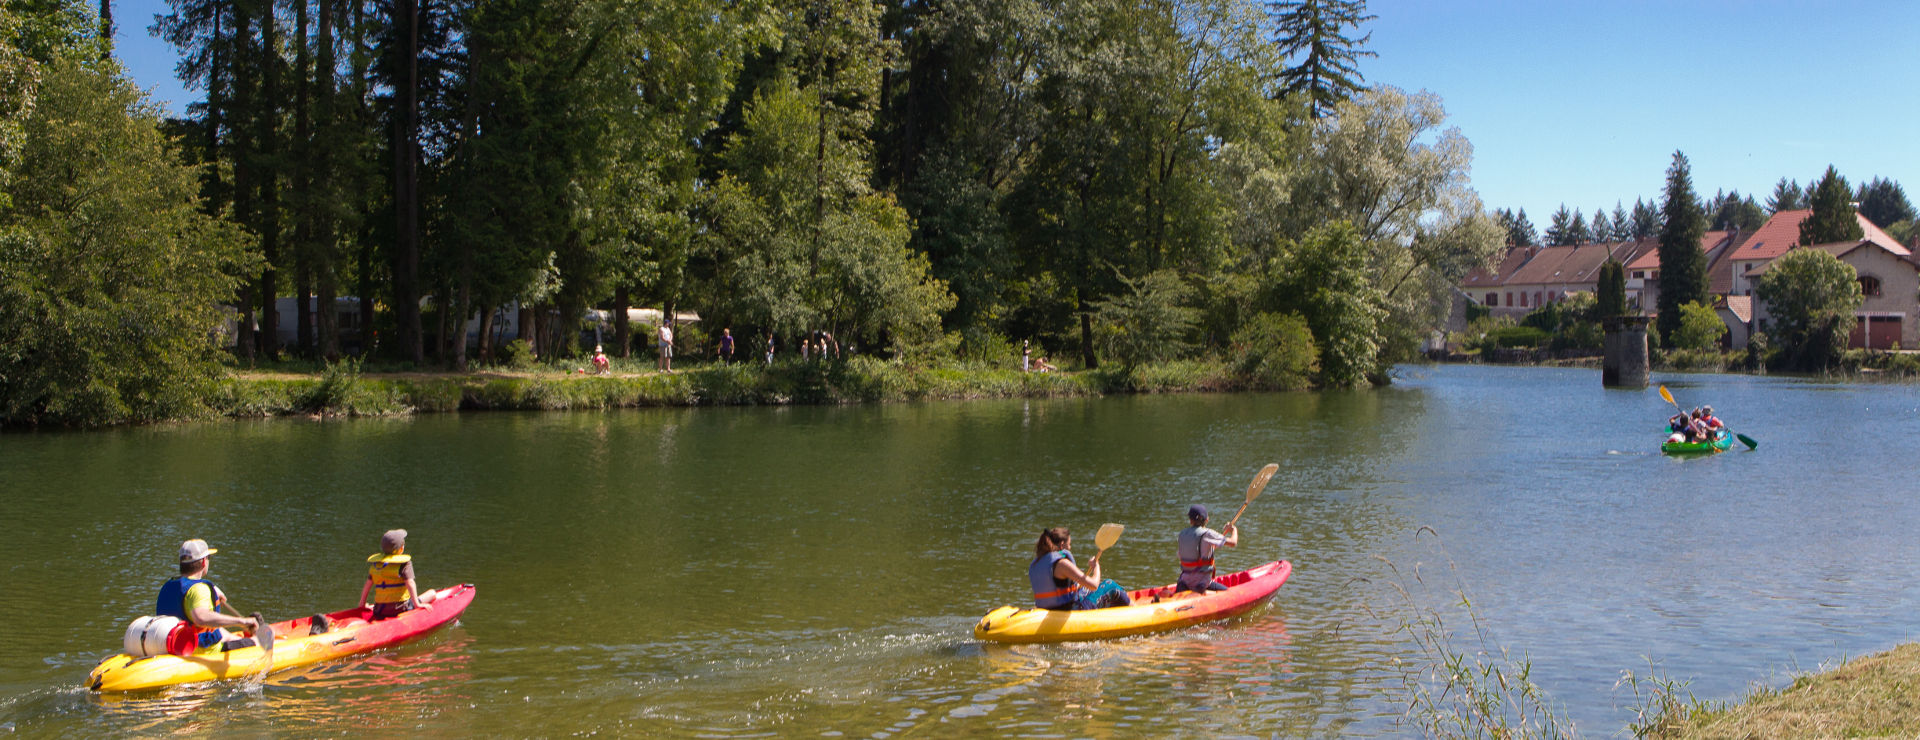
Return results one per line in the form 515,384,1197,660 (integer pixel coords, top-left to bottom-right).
657,322,674,372
1022,340,1031,372
718,328,735,365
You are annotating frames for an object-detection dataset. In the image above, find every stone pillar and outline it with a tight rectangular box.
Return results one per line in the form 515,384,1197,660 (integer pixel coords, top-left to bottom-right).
1602,316,1651,388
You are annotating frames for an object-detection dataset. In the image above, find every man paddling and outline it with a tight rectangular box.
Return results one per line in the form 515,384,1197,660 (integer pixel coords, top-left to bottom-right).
157,539,262,654
1176,505,1239,593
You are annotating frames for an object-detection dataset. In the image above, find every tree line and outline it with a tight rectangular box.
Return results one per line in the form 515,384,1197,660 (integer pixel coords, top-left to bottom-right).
1494,175,1915,249
2,0,1513,425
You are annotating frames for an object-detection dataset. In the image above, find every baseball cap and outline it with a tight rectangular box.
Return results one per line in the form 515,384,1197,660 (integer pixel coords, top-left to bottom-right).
1188,504,1208,521
179,539,218,563
380,529,408,553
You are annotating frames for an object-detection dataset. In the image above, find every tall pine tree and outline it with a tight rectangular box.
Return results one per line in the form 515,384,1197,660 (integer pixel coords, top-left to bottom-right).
1799,165,1862,245
1656,151,1708,345
1268,0,1375,118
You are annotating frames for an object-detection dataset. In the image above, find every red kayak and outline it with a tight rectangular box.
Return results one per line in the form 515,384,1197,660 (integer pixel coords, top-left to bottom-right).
87,584,476,692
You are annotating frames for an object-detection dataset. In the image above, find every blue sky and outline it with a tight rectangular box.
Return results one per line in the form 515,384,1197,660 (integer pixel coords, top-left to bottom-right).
109,0,1920,223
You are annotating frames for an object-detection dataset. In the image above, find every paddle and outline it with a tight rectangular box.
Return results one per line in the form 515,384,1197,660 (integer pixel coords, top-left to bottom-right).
1734,432,1758,450
1225,463,1279,531
1088,523,1123,566
1658,384,1680,411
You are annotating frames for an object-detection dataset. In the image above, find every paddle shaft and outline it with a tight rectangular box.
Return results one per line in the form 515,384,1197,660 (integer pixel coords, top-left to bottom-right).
1225,463,1279,530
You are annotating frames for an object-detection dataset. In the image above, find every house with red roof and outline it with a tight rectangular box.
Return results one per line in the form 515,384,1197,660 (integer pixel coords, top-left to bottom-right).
1734,210,1918,349
1622,230,1741,318
1459,240,1655,318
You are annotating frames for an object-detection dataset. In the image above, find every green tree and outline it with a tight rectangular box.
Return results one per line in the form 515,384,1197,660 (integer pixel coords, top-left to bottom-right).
1268,0,1376,119
1609,202,1631,241
1670,300,1724,351
1502,208,1536,246
1093,269,1200,367
1755,247,1860,370
0,55,251,425
1799,165,1862,246
1231,310,1317,389
1261,221,1383,388
1855,177,1914,230
1544,204,1573,245
1710,191,1764,231
1596,259,1626,317
1766,177,1804,212
1589,208,1611,243
1655,151,1708,346
1629,197,1659,240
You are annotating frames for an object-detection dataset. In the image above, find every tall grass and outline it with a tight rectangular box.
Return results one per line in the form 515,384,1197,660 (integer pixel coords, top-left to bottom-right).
1371,528,1577,739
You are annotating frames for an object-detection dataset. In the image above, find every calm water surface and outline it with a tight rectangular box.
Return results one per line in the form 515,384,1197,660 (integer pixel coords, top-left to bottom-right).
3,364,1918,737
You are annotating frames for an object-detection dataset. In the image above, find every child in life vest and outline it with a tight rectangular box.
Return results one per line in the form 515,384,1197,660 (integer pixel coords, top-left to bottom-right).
361,529,442,620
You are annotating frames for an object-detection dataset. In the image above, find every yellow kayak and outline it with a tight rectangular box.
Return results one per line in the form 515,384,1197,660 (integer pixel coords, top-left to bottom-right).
87,584,474,692
974,561,1291,643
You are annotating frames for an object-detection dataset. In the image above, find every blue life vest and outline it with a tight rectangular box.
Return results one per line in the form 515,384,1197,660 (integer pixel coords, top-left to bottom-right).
155,576,224,648
1028,551,1082,609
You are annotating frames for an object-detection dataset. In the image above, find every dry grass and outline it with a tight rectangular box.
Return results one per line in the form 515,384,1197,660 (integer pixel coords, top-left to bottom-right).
1657,643,1920,739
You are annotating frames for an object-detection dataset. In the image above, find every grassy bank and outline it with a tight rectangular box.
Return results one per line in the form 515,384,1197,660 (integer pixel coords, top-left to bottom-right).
1643,643,1920,739
208,356,1265,419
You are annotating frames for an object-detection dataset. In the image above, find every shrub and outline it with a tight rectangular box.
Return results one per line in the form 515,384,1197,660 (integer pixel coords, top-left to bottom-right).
1488,326,1549,348
1231,311,1318,390
498,338,537,369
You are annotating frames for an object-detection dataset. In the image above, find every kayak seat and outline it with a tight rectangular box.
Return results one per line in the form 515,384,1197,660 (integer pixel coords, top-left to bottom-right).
309,614,331,635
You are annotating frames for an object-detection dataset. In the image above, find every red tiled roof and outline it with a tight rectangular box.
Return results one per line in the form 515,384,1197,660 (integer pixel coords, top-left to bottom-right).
1503,241,1642,287
1718,294,1753,323
1744,239,1920,277
1620,231,1730,272
1729,211,1908,260
1461,246,1534,288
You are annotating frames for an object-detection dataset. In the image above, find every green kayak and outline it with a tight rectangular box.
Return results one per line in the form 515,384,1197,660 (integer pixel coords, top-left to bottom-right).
1662,428,1731,455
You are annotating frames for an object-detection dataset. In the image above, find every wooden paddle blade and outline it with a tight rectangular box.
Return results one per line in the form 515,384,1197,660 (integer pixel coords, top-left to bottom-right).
1736,433,1758,450
1246,463,1279,503
1093,523,1123,551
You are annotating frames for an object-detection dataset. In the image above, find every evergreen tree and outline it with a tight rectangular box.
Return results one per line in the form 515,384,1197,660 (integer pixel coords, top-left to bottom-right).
1709,190,1764,231
1766,177,1804,212
1268,0,1376,119
1629,198,1659,240
1566,209,1591,244
1596,259,1626,317
1510,208,1536,246
1655,151,1708,345
1544,204,1572,245
1610,202,1631,241
1589,208,1611,243
1799,165,1862,245
1855,177,1915,229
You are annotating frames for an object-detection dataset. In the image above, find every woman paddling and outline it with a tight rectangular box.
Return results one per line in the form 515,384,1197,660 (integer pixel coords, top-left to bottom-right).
1029,527,1132,611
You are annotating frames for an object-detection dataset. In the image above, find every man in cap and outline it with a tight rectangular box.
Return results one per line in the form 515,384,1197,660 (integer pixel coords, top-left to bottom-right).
156,539,262,653
1175,505,1239,593
360,529,441,620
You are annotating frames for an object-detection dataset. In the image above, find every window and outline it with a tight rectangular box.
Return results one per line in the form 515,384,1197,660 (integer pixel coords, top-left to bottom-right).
1519,292,1527,307
1506,292,1513,307
1632,271,1645,279
1485,293,1498,306
1534,292,1543,307
1860,275,1882,297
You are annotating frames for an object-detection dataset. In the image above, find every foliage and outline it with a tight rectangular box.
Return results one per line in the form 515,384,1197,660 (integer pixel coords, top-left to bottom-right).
1268,0,1377,119
1755,247,1861,370
497,338,536,369
1855,176,1915,230
1766,177,1804,213
0,55,251,426
1230,311,1318,390
1484,325,1547,349
1497,208,1536,247
1669,300,1725,351
1597,260,1627,317
1799,165,1863,246
1656,151,1709,347
1264,221,1384,388
1092,269,1201,368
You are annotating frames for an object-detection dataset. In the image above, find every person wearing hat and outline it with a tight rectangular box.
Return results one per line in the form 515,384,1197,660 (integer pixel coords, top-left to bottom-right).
1175,504,1239,593
156,539,262,654
359,529,441,620
591,345,610,375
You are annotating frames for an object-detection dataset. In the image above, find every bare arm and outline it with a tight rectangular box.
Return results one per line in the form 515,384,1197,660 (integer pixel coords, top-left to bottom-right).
190,604,258,631
1054,557,1102,591
358,578,373,607
1222,524,1239,548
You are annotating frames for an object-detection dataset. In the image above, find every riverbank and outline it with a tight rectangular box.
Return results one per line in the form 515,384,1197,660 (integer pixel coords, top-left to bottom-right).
209,356,1280,419
1648,642,1920,739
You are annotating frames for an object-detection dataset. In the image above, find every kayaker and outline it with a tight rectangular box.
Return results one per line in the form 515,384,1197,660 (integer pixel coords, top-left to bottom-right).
157,539,261,654
1029,527,1132,611
1701,406,1724,429
1176,504,1239,593
360,529,442,620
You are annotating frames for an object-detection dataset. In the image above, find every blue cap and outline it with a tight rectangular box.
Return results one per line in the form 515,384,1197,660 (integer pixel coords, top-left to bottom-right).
1188,504,1208,521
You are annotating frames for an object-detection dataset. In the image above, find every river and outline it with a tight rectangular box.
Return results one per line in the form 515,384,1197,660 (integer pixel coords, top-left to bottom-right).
2,363,1916,737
